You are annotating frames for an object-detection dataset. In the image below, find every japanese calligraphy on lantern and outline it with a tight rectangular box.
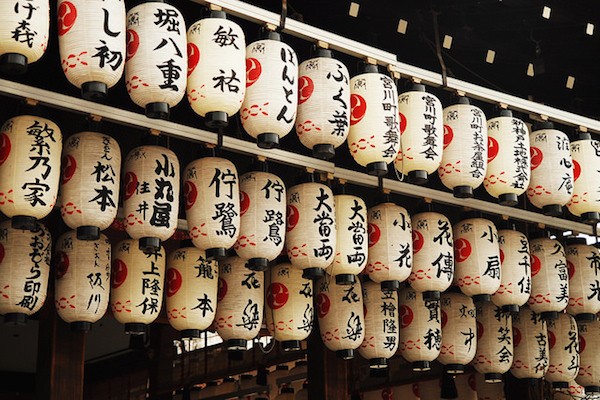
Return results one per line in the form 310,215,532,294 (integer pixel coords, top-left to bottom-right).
546,312,579,387
473,302,514,380
565,239,600,319
492,228,531,311
511,307,549,379
438,292,477,372
576,319,600,391
567,135,600,221
528,237,569,315
328,194,367,278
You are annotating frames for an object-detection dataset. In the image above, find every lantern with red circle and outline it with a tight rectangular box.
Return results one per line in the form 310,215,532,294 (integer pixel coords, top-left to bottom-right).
184,157,239,260
317,277,364,359
567,132,600,224
58,0,126,99
265,261,313,352
576,319,600,394
484,110,530,206
527,122,574,216
241,30,297,149
366,197,412,292
546,312,580,389
54,231,111,331
186,11,245,128
347,63,400,176
125,2,187,119
215,255,264,351
110,239,165,334
398,286,441,371
565,238,600,322
60,131,121,240
439,292,477,374
296,47,350,160
0,0,49,74
409,210,454,301
473,301,513,383
393,84,444,184
166,247,218,338
528,235,569,320
234,169,285,271
510,307,549,379
0,220,51,325
438,97,487,198
453,217,501,302
358,280,399,370
475,373,505,400
0,115,62,230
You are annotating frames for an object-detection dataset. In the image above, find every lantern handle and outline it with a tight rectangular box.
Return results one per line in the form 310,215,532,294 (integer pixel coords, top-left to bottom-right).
279,0,288,31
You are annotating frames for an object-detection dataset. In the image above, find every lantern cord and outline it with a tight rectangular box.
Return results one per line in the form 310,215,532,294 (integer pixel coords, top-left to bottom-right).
257,267,276,355
279,0,288,31
430,6,448,87
217,127,224,150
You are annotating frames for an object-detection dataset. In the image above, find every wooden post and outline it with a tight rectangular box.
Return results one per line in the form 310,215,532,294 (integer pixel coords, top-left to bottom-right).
307,325,349,399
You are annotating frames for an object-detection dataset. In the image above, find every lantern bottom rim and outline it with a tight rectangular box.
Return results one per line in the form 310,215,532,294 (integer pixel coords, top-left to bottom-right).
551,382,569,389
139,237,162,255
257,133,280,149
335,274,356,285
302,268,325,280
181,329,201,339
422,290,441,301
81,81,108,101
205,111,229,129
472,294,491,303
366,161,388,177
369,358,388,369
206,247,227,261
502,304,520,314
585,386,600,394
453,185,473,198
582,212,600,225
77,226,101,241
381,280,400,292
543,204,563,217
145,102,170,120
71,321,92,332
247,257,269,272
498,193,519,207
281,340,301,352
407,170,428,185
3,312,28,326
575,313,597,322
444,364,464,374
484,373,503,383
336,349,354,360
312,144,335,160
227,339,248,351
125,323,146,335
12,215,37,231
0,53,27,75
412,361,430,372
541,311,559,321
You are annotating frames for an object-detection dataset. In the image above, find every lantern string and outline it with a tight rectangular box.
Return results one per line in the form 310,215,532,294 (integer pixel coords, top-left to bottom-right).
279,0,288,31
431,7,448,87
258,265,276,355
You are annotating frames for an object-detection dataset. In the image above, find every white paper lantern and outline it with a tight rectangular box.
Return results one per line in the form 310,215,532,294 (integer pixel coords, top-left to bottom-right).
0,0,49,74
122,145,179,254
565,238,600,321
60,131,121,240
235,170,285,271
453,218,501,302
125,2,187,119
554,382,588,400
58,0,126,99
475,373,505,400
286,180,336,279
484,110,530,206
186,12,245,128
546,312,580,389
54,231,110,331
438,97,487,198
398,286,441,371
567,132,600,224
347,64,400,176
366,200,412,291
327,193,367,284
439,292,477,374
241,31,297,149
0,220,50,325
317,277,364,359
510,307,549,379
492,227,531,313
110,239,165,334
527,122,574,216
296,49,350,159
394,84,444,184
473,302,513,383
577,319,600,394
166,247,218,338
265,261,314,351
409,210,454,301
184,157,240,260
215,256,264,350
528,237,569,319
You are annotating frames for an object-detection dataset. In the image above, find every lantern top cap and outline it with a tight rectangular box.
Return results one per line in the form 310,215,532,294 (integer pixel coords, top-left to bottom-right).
575,130,592,141
358,62,379,74
566,236,587,246
533,121,554,130
310,45,333,59
259,27,281,41
455,95,471,105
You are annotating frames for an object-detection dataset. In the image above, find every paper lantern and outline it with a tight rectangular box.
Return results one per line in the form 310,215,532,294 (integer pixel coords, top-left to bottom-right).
439,292,477,374
565,238,600,322
453,217,501,302
54,231,111,331
327,193,367,285
438,97,487,198
366,199,412,291
110,239,165,334
567,132,600,224
215,256,264,351
398,286,441,371
234,169,285,271
0,0,49,74
0,220,51,325
546,312,580,389
125,2,187,119
527,122,574,216
492,227,531,313
577,319,600,394
186,11,246,128
265,261,314,351
394,84,444,184
296,48,350,159
317,277,364,359
473,302,513,383
475,373,505,400
347,63,400,176
554,382,588,400
184,157,239,260
0,115,62,230
528,236,569,319
285,179,336,279
58,0,126,99
484,110,530,206
60,131,121,240
122,145,179,254
510,307,549,379
166,247,219,338
241,30,297,149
